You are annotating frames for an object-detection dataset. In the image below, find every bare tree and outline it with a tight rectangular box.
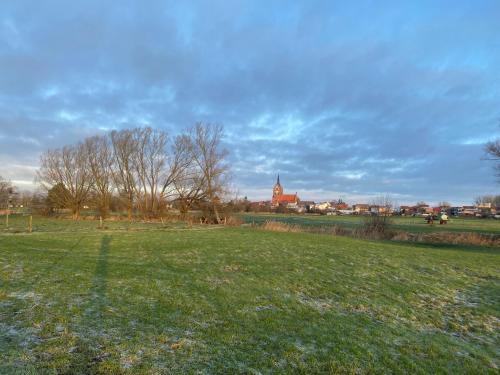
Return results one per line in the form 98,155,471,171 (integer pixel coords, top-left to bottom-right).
484,139,500,182
84,135,114,218
0,176,13,209
372,195,394,216
34,124,232,222
360,196,394,239
110,129,138,220
438,201,451,208
485,140,500,159
37,144,93,219
475,195,500,207
172,135,207,218
132,127,169,217
187,123,230,223
159,134,194,206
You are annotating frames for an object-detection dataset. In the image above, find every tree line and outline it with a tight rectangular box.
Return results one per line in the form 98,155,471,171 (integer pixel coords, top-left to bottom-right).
36,123,230,222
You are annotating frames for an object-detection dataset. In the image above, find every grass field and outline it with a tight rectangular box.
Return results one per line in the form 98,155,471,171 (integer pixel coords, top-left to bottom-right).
240,213,500,235
1,217,499,373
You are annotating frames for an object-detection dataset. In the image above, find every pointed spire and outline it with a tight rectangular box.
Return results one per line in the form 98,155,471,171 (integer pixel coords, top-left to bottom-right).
277,174,280,185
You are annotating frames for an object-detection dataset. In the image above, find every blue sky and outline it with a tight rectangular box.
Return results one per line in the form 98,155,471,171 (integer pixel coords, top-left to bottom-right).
0,0,499,204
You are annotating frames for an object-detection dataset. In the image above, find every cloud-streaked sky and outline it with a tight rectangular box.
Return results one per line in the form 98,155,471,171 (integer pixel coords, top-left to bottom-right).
1,0,499,205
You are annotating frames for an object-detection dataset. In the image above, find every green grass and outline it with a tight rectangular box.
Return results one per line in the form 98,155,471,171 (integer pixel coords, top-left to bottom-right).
0,214,191,234
0,217,499,373
240,212,500,235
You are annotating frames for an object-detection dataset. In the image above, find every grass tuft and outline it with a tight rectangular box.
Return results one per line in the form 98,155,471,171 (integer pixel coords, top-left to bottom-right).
261,220,302,232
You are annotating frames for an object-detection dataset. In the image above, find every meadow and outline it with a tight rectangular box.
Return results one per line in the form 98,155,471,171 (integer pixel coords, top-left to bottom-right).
240,212,500,235
1,216,499,374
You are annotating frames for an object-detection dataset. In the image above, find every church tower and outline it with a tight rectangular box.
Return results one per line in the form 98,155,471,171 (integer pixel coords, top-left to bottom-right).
271,174,300,207
272,174,283,205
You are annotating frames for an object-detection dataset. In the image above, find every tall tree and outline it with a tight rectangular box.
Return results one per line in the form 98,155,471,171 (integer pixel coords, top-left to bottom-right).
0,176,13,209
159,134,194,207
84,135,114,218
132,127,168,216
47,183,70,211
110,129,138,220
187,123,230,223
484,139,500,182
475,195,500,207
172,135,206,218
37,144,93,219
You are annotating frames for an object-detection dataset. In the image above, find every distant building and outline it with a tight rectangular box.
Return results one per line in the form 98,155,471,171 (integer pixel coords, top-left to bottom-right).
353,204,370,213
314,202,332,211
271,175,300,207
298,201,315,213
462,206,477,216
478,203,492,209
399,205,414,215
416,204,432,214
450,207,463,216
335,202,349,210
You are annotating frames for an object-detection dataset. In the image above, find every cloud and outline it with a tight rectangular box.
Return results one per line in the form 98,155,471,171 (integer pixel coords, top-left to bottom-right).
0,0,499,204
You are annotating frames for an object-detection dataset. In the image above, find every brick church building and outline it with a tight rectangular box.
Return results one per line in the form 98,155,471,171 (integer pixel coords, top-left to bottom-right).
271,175,300,207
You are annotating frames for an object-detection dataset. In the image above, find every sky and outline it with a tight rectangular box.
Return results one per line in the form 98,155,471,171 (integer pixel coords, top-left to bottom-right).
0,0,499,205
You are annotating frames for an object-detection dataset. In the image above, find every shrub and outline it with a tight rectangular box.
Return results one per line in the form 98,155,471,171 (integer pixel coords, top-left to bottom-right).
224,216,244,226
314,225,350,236
262,221,302,233
418,232,500,247
355,214,394,240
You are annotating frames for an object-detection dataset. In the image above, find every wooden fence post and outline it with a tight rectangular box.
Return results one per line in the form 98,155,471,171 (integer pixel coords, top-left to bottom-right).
29,215,33,233
5,211,8,228
99,216,103,229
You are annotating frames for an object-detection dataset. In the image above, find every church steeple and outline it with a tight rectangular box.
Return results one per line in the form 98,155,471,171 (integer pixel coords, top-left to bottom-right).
272,174,283,203
271,174,300,207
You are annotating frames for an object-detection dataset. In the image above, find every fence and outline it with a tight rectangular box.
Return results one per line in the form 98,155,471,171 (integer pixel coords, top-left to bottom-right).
1,212,34,233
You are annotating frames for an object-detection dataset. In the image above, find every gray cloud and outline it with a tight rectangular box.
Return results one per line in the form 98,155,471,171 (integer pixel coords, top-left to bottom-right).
0,0,499,204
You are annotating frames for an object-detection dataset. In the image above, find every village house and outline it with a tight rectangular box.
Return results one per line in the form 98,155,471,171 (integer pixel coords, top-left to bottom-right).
314,202,332,211
416,204,432,214
462,206,478,216
399,205,415,215
297,201,315,213
335,201,349,210
353,203,370,214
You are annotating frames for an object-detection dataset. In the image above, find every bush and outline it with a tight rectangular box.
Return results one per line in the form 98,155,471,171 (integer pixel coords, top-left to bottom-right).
415,232,500,247
224,216,244,226
262,221,301,232
355,214,394,240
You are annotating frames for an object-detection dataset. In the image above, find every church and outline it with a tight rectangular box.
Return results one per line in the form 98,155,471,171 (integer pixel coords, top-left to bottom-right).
271,175,300,207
